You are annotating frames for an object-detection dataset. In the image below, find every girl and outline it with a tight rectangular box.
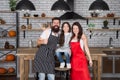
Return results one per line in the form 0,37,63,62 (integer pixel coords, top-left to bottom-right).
56,22,71,68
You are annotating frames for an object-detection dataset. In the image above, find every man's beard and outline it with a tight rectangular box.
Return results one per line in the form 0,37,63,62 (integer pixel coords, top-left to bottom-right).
51,26,60,33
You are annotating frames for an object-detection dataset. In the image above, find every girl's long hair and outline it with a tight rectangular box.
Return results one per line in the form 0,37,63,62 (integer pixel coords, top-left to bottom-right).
70,22,83,42
59,22,71,46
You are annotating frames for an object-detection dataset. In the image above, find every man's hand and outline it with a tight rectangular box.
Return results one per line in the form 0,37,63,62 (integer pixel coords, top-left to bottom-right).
43,39,48,44
37,38,48,45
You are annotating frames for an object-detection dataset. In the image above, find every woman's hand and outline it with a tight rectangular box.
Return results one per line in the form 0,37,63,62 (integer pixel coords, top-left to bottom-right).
89,60,93,67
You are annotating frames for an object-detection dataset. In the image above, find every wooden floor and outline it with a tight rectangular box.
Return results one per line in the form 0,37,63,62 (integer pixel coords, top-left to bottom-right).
16,78,120,80
1,75,120,80
1,76,120,80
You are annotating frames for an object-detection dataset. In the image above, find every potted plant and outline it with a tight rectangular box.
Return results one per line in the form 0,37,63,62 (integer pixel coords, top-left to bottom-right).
102,20,109,29
9,0,17,11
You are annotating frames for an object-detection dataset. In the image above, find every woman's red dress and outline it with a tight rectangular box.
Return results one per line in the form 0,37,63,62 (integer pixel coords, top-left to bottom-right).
70,42,91,80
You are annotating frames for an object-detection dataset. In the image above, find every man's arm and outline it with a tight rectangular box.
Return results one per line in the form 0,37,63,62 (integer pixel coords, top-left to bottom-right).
37,38,48,46
37,29,50,46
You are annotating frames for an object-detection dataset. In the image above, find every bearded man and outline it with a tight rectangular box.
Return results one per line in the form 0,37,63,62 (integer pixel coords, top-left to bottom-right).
33,17,61,80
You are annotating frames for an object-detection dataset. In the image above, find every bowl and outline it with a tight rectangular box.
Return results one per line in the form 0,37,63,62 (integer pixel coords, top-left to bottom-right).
33,14,39,17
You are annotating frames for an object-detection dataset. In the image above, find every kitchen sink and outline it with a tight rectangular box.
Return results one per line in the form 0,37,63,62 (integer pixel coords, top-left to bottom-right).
103,51,120,55
105,46,114,49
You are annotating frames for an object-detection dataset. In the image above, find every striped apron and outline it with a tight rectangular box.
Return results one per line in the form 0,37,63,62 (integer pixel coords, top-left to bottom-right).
33,32,59,74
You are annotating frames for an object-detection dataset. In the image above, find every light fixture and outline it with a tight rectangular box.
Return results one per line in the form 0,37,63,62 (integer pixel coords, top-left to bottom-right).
89,0,109,11
16,0,36,11
60,12,86,20
59,0,86,20
51,0,71,11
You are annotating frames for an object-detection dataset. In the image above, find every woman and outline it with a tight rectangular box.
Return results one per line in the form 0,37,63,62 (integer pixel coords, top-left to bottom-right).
70,22,93,80
56,22,71,68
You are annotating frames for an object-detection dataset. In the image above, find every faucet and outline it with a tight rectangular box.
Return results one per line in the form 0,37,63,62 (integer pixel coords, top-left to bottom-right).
109,37,113,47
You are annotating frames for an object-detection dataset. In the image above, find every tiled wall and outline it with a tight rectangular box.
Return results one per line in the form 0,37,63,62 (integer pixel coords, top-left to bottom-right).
0,0,120,77
0,0,120,48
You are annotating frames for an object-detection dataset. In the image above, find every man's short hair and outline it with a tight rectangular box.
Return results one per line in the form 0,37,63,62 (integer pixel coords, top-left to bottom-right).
52,17,61,23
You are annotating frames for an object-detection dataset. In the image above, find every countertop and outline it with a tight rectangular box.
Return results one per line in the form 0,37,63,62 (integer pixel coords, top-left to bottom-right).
17,47,120,56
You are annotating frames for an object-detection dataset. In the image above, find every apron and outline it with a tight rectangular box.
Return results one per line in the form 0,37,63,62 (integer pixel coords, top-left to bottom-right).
70,42,91,80
33,31,59,74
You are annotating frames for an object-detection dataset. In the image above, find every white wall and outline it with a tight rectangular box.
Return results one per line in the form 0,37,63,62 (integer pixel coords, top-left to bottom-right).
0,0,120,48
0,0,120,77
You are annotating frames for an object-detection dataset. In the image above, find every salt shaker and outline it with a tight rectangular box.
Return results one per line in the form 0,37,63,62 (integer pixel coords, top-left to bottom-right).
28,40,33,48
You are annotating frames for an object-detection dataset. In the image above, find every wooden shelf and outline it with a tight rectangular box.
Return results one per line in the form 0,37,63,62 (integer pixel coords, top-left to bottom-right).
86,16,120,25
0,10,16,13
21,16,120,19
0,10,17,77
21,16,53,38
22,16,53,19
87,28,120,31
0,36,16,39
0,48,16,51
19,28,43,31
86,16,120,19
0,24,16,26
0,73,16,76
0,60,15,63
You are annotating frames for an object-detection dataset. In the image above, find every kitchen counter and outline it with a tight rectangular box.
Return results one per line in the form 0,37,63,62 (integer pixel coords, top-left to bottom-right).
90,47,120,55
90,47,120,51
17,47,120,55
17,47,120,80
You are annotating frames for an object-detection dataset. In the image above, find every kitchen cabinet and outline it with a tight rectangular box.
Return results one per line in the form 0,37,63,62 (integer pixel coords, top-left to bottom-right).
102,50,120,77
102,56,113,73
89,48,120,78
115,56,120,73
20,16,53,38
0,10,18,79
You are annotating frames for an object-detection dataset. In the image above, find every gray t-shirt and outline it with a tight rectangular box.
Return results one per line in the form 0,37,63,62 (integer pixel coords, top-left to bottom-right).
56,32,71,56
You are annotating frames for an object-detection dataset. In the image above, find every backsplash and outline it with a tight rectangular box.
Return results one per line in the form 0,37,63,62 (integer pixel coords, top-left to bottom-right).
0,0,120,48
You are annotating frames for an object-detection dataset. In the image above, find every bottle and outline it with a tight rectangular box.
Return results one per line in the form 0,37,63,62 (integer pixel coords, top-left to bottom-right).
28,40,33,48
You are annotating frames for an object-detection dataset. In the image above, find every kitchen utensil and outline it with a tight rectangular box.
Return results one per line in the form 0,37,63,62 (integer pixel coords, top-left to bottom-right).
33,14,39,17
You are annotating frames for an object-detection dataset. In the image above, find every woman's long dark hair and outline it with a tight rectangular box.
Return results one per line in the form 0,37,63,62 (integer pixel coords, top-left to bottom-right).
70,22,83,42
59,22,71,46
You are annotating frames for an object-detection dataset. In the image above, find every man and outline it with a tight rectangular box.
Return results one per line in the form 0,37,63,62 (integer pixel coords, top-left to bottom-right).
33,17,61,80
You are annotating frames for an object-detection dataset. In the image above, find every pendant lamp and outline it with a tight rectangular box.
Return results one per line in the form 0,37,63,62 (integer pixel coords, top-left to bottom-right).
16,0,36,11
89,0,109,10
51,0,71,11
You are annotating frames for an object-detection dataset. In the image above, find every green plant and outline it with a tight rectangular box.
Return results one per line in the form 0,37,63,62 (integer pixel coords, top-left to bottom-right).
9,0,17,11
103,20,108,27
88,23,95,29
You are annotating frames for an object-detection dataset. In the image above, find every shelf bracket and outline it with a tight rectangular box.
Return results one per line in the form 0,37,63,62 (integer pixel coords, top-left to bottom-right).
86,19,89,25
90,30,92,39
23,30,25,38
113,18,116,25
23,18,30,38
116,30,119,39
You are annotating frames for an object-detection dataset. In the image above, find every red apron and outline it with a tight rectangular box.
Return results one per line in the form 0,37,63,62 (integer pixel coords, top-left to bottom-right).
70,42,91,80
